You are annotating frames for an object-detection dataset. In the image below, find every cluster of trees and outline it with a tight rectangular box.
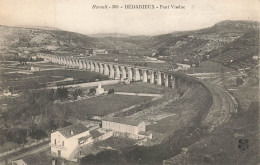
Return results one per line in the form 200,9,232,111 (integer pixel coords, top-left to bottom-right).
0,128,27,146
0,88,72,146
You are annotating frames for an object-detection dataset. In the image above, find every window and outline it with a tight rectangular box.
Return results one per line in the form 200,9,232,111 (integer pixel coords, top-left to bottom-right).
54,139,56,145
62,141,64,146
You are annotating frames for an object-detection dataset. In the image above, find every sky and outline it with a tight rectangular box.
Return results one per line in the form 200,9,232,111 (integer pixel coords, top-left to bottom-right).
0,0,259,35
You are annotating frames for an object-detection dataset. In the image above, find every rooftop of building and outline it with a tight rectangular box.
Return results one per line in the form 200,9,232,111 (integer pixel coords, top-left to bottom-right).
57,123,89,138
103,116,144,126
14,153,48,165
78,135,92,142
89,129,105,139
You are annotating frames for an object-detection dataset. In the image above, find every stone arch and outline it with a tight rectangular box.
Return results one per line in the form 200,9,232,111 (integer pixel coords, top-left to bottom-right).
119,66,127,80
103,64,109,75
108,64,114,79
79,60,84,69
90,62,95,71
142,69,148,82
99,63,104,74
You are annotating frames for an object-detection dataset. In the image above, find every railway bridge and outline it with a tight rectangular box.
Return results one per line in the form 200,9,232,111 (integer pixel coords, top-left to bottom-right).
38,53,178,88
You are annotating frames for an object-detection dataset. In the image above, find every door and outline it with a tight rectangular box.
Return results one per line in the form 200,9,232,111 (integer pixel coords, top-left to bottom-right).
58,150,61,157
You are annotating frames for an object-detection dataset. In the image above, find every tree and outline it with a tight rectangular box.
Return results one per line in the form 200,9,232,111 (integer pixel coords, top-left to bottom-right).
108,89,115,95
89,88,96,94
72,89,83,99
56,87,69,100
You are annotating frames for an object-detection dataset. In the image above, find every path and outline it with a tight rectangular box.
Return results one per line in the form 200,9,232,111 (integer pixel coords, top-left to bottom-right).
0,143,50,164
44,79,120,89
114,92,162,97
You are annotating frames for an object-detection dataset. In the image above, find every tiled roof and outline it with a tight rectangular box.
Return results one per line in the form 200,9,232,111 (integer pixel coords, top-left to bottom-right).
103,116,143,126
89,129,104,139
57,123,89,138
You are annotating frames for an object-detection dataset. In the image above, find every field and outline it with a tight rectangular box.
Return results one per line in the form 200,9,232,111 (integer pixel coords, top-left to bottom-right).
0,61,109,90
185,61,235,74
103,82,170,94
63,94,152,117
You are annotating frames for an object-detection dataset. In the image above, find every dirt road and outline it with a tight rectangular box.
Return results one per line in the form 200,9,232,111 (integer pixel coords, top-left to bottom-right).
0,143,50,164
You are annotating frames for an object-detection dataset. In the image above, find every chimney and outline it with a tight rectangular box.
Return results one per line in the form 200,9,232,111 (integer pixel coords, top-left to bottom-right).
70,129,73,135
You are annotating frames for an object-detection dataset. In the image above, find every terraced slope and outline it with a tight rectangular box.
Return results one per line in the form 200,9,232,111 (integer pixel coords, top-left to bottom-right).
211,30,259,69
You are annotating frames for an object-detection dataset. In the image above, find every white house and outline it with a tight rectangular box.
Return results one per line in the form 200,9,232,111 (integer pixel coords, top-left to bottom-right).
50,123,93,161
102,116,152,139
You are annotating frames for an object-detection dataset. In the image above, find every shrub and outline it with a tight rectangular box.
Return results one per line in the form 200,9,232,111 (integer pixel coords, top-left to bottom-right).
56,87,69,100
89,88,96,94
108,89,115,95
29,129,48,140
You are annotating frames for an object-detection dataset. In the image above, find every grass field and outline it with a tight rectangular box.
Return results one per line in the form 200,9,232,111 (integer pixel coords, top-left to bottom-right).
34,69,108,82
0,61,109,90
185,61,235,74
64,94,151,117
103,82,171,94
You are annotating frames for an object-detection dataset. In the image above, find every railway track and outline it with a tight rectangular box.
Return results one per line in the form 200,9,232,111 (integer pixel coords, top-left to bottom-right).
203,83,236,131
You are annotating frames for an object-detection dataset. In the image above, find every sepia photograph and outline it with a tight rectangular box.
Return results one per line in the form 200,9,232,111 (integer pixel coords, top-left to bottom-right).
0,0,259,164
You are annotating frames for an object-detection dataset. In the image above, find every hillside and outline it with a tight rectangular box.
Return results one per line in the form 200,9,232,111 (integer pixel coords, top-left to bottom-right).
0,20,259,69
0,25,98,58
124,20,259,67
210,29,259,69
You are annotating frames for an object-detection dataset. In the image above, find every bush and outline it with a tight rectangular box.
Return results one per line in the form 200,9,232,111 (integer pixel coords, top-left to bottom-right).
89,88,96,94
56,87,69,100
72,89,83,99
108,89,115,95
29,129,48,140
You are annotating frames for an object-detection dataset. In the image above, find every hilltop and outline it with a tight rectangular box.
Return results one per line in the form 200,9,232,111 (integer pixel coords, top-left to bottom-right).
0,25,98,57
89,33,131,38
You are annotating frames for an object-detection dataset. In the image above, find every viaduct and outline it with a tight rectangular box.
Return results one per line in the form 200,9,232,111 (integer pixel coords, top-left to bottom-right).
38,53,179,88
